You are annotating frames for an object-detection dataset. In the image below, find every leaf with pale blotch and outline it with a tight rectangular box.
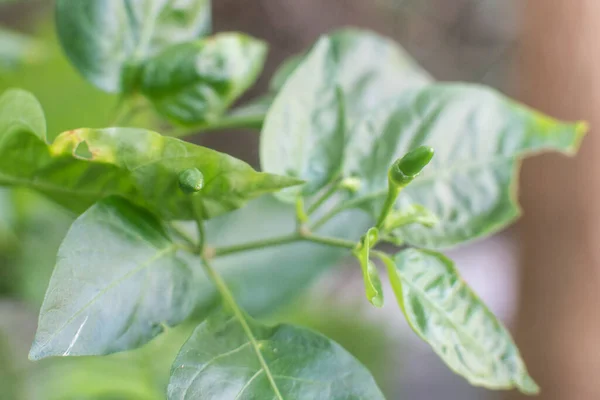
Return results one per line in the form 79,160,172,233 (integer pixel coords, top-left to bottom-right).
168,310,385,400
56,0,211,92
29,197,210,360
379,249,538,394
343,83,586,249
0,90,301,220
140,33,267,126
261,28,431,201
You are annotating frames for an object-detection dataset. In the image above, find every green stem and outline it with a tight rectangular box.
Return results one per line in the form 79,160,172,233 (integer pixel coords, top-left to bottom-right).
199,254,284,400
170,113,265,138
310,206,343,231
111,95,144,126
212,232,357,257
303,234,356,250
309,191,387,231
375,186,400,230
213,234,301,257
307,181,340,216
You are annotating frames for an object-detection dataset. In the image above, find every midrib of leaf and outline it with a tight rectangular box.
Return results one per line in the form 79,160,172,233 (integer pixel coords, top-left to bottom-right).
229,300,284,400
33,244,178,356
200,256,284,400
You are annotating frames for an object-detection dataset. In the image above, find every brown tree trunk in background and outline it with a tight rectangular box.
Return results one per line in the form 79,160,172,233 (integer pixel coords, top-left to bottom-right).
511,1,600,399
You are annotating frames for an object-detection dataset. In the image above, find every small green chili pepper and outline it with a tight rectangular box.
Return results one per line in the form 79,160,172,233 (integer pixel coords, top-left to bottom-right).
388,146,435,188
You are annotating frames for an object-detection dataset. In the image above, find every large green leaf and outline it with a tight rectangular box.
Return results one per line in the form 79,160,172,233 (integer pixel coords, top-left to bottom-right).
29,197,210,360
55,0,211,92
139,33,267,126
260,28,430,201
0,89,300,220
379,249,538,394
343,83,586,249
167,311,385,399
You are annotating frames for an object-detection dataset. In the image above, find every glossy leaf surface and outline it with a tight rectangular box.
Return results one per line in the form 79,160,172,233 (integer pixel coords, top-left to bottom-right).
381,249,538,394
56,0,211,92
261,28,430,200
140,33,267,126
343,83,586,248
0,90,300,219
29,197,209,359
168,311,385,399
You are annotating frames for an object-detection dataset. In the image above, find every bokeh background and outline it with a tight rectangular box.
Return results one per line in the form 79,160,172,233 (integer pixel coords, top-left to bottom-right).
1,1,597,399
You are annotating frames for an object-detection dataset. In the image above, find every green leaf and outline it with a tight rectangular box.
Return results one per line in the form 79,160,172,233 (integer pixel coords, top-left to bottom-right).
0,90,301,220
0,27,45,72
56,0,211,92
29,197,209,359
353,227,384,307
261,28,431,201
343,83,586,249
167,310,385,399
139,33,267,126
379,248,538,394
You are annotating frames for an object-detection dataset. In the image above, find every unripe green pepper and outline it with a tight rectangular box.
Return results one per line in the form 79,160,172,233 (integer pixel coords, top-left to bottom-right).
388,146,434,188
375,146,434,230
178,168,204,194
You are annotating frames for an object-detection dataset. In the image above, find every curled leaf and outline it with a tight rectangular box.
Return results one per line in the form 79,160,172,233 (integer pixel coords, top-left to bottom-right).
353,227,383,307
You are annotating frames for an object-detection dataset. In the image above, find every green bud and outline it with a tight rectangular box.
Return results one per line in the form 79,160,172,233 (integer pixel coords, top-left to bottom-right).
389,146,434,187
178,168,204,194
340,177,362,192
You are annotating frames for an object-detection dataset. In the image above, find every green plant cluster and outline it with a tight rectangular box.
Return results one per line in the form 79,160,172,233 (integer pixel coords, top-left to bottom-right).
0,1,587,398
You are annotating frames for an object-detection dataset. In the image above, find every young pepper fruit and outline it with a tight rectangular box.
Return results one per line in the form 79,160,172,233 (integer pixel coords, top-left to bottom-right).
376,146,434,229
